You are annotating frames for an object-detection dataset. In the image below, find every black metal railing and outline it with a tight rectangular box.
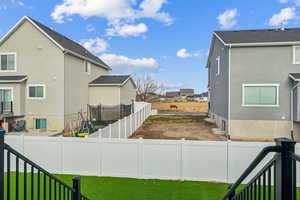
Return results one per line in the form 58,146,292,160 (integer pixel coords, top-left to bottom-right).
0,101,13,115
223,138,297,200
0,132,91,200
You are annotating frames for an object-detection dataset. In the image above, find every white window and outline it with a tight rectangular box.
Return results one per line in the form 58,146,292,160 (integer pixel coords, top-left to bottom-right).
0,53,16,72
216,56,220,76
84,61,91,75
293,46,300,64
242,84,279,107
27,84,45,99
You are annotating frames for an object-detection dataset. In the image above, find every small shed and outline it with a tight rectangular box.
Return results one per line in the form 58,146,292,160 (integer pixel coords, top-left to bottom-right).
89,75,137,106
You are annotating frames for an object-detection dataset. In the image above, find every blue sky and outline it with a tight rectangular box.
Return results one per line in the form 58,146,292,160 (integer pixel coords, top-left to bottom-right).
0,0,299,93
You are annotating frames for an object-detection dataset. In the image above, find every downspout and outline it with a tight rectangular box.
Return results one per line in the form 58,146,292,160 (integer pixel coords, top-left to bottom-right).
227,44,232,139
291,81,300,140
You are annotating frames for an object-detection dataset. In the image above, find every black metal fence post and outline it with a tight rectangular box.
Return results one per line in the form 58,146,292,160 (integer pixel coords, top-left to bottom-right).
0,130,4,200
275,138,296,200
227,185,235,200
72,177,81,200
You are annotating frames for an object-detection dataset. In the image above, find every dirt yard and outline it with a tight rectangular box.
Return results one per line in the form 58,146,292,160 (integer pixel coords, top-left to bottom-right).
130,115,226,141
151,102,208,112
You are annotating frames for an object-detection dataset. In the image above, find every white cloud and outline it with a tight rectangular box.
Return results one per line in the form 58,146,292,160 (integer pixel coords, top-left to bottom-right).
278,0,300,5
106,23,148,37
11,0,32,9
138,0,173,25
81,38,108,54
176,48,199,59
268,7,296,26
86,24,95,32
217,8,238,29
278,0,289,3
99,54,158,72
51,0,173,25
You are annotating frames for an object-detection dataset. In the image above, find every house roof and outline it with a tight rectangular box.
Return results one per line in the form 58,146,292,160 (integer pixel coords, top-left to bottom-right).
289,73,300,81
89,75,134,86
0,75,27,83
215,28,300,46
180,89,194,93
0,16,110,70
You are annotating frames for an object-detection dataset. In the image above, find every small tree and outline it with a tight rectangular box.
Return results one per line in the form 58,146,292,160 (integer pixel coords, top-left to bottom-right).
135,75,164,101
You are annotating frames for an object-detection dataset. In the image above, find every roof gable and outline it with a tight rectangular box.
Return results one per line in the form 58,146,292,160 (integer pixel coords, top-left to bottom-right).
0,16,110,70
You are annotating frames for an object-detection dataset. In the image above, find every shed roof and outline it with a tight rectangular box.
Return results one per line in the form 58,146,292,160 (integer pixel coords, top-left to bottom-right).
89,75,132,86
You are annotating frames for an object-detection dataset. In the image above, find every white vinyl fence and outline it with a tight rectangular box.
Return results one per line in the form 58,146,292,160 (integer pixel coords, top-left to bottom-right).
98,102,152,139
5,135,300,184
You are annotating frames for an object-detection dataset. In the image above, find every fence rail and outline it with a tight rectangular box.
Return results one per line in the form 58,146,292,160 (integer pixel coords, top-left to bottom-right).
0,133,91,200
97,102,152,139
222,138,297,200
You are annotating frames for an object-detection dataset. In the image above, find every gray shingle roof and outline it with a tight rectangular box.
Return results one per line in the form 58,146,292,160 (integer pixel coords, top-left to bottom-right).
290,73,300,81
89,75,131,85
215,28,300,44
0,75,27,82
28,17,110,69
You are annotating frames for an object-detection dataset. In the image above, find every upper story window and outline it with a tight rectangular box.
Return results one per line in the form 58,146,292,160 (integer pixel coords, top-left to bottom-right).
242,84,279,107
216,56,220,76
84,61,91,75
0,53,16,72
293,46,300,64
28,84,45,100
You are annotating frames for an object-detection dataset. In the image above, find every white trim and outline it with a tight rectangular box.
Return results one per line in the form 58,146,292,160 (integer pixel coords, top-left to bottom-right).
89,84,122,87
27,84,46,100
228,46,231,137
289,74,299,81
216,56,220,76
213,32,227,46
293,46,300,64
84,60,91,75
0,52,17,72
65,50,110,71
0,76,27,83
25,17,65,51
212,32,300,47
242,84,280,107
0,87,14,101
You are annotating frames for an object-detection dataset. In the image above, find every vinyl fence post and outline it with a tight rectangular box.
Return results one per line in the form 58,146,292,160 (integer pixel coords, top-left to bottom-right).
109,124,112,139
0,131,4,200
72,177,81,200
118,120,121,139
124,118,127,138
274,138,296,200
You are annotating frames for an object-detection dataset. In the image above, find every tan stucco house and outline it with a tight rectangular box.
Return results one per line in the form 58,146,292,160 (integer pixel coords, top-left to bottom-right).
89,75,137,106
0,16,136,133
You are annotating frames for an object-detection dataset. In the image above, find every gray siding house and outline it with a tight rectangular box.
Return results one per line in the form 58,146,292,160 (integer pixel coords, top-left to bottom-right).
0,16,136,133
207,28,300,141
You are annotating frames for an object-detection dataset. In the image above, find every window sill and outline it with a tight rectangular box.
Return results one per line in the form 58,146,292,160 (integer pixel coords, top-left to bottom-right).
27,97,45,100
241,104,279,108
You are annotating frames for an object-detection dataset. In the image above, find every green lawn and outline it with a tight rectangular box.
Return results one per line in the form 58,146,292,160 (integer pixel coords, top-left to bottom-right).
4,173,228,200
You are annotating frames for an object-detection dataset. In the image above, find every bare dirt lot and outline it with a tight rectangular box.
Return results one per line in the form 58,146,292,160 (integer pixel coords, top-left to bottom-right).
130,115,226,141
151,102,208,112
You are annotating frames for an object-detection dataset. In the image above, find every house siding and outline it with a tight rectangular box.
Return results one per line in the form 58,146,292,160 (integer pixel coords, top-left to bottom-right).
208,37,229,127
89,86,120,106
64,54,108,125
120,80,136,105
229,45,300,140
0,20,65,131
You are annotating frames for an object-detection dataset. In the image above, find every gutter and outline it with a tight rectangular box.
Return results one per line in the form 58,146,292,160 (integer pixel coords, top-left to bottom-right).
291,81,300,140
228,44,232,138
